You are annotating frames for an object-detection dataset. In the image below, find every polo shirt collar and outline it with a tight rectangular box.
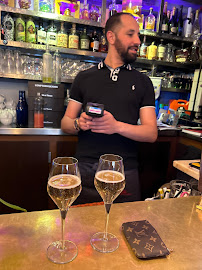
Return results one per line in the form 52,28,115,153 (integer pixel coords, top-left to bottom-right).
97,60,132,71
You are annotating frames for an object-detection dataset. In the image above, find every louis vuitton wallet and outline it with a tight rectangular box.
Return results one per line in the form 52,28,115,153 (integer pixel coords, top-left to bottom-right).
122,220,170,259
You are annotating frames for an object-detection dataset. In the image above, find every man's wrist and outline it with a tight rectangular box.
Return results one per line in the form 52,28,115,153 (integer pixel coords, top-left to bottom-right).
74,118,80,131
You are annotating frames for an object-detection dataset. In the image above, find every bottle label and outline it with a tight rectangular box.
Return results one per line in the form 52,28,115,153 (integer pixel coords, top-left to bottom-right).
80,38,89,50
147,46,157,60
69,35,79,49
47,32,57,46
37,30,46,44
91,40,99,51
162,24,168,31
145,22,155,30
16,18,25,41
57,33,68,48
140,44,147,57
5,21,12,31
26,20,36,43
171,27,177,34
157,46,166,59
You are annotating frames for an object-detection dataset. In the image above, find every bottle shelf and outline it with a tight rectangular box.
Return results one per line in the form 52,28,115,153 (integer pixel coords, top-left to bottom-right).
139,30,194,43
0,5,102,27
0,73,75,83
161,87,191,93
0,40,106,58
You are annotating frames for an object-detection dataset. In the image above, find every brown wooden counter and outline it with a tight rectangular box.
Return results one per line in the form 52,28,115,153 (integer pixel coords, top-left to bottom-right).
0,196,202,270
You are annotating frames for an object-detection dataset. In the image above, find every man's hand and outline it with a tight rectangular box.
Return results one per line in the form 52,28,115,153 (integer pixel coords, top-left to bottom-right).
79,112,93,131
88,110,118,134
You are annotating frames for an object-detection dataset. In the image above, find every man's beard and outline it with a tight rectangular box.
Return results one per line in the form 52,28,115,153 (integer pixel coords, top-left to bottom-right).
114,36,137,64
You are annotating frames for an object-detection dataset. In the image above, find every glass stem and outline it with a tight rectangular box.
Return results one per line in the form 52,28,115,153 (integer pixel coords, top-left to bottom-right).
60,210,67,250
104,203,111,240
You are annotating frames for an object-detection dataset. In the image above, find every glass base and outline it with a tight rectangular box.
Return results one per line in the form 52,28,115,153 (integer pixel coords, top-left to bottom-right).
47,240,78,264
90,232,119,253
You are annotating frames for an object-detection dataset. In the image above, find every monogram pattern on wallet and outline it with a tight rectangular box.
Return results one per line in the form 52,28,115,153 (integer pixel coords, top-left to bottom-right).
122,220,170,259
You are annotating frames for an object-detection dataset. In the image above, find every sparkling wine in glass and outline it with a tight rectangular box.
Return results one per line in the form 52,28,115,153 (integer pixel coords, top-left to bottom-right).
47,157,82,264
90,154,125,253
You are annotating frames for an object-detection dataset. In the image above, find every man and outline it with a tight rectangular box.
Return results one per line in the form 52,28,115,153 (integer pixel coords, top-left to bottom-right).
61,13,158,204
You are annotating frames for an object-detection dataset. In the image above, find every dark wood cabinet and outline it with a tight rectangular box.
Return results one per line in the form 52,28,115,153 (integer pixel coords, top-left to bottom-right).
0,140,49,214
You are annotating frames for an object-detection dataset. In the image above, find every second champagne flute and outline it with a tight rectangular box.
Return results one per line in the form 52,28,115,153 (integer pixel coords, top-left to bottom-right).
90,154,125,253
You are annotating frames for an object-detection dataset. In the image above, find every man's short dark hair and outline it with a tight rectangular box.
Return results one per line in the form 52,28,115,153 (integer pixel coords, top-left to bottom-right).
105,12,134,34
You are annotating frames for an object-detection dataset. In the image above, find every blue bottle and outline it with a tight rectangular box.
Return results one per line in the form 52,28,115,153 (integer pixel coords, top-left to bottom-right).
16,90,28,127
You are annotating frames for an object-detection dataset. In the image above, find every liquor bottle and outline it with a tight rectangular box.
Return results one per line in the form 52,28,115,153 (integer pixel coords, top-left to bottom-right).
47,21,57,46
53,50,61,84
89,5,99,22
34,92,44,128
26,17,36,43
157,39,166,60
137,14,144,30
3,13,14,41
161,2,169,33
99,29,108,52
177,5,183,36
147,41,157,60
69,24,79,49
169,7,177,35
57,22,68,48
139,35,147,58
16,90,28,128
109,0,118,17
189,39,199,62
192,9,200,37
184,7,192,38
80,27,90,50
175,43,189,63
90,29,99,52
80,0,89,20
42,44,53,83
145,7,155,31
37,21,46,45
123,1,134,15
15,14,25,42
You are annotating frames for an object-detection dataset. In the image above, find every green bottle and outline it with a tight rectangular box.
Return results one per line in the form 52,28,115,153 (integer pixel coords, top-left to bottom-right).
15,14,25,42
26,17,36,44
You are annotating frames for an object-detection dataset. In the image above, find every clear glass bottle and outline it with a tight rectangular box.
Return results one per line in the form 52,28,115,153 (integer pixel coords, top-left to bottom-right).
57,22,68,48
90,29,99,52
80,0,89,20
69,24,79,49
145,7,155,31
189,39,199,62
80,27,90,50
184,7,193,38
165,43,175,62
15,14,25,42
26,17,36,44
16,90,28,128
157,39,166,60
3,13,14,41
47,21,57,46
37,21,46,45
42,44,53,83
109,0,118,17
53,49,61,84
192,9,200,38
34,92,44,128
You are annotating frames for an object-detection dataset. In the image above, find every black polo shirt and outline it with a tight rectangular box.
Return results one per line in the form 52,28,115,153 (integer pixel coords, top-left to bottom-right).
70,61,155,170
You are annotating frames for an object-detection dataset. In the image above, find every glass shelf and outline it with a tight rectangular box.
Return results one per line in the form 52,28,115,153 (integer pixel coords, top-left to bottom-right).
0,5,102,27
161,87,191,93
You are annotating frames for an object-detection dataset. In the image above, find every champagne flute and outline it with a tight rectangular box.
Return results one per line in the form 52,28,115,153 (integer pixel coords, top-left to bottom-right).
90,154,125,253
47,157,82,264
